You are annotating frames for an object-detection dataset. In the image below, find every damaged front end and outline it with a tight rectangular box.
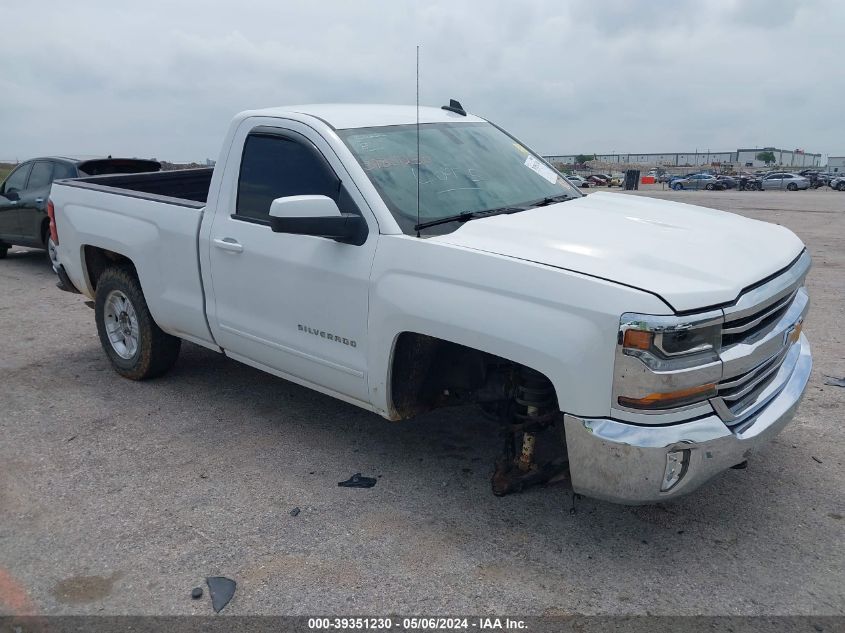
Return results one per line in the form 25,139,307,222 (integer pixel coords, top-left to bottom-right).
489,367,568,496
389,333,568,496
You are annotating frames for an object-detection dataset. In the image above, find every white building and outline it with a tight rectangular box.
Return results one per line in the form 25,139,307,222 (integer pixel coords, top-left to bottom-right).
827,157,845,173
735,148,821,168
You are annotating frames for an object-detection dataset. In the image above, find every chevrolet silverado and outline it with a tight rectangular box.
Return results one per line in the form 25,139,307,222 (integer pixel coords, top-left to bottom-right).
48,103,812,503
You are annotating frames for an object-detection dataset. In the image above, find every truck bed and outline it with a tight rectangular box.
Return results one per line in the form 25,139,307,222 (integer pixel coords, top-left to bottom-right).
57,168,213,207
51,170,218,349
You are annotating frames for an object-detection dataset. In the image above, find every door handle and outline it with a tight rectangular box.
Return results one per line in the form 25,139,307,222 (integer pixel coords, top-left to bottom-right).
213,237,243,253
35,198,44,204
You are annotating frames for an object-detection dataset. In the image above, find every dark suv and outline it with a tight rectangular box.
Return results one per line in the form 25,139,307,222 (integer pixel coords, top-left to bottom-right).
0,156,160,264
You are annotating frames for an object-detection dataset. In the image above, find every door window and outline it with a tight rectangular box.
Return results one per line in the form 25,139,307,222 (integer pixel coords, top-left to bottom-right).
28,161,54,190
3,163,32,194
52,162,78,180
236,133,341,221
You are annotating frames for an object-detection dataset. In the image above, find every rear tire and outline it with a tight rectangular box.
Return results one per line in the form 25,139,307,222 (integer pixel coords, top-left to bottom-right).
95,267,181,380
787,183,798,191
705,183,715,190
0,247,7,259
672,183,683,190
839,182,845,191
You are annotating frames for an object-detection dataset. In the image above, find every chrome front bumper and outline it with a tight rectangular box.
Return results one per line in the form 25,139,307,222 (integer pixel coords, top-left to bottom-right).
563,333,811,504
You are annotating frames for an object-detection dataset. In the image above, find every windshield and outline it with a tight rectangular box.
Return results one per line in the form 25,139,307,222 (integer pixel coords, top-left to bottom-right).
338,122,580,235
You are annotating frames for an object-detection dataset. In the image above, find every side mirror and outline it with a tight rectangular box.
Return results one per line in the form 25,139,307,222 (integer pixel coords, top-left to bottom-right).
268,195,366,245
4,190,19,201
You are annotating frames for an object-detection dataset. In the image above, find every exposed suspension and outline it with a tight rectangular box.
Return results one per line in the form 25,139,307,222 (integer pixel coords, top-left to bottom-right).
491,367,567,496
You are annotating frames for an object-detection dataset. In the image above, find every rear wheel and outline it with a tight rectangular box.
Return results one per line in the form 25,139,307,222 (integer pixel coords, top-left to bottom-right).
0,247,7,259
787,182,798,191
705,183,715,190
838,182,845,191
672,182,683,190
95,267,181,380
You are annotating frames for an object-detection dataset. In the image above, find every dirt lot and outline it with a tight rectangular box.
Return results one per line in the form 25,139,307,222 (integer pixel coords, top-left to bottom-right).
0,188,843,617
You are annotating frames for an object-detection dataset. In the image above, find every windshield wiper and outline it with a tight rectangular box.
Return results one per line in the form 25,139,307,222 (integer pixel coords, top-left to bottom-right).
414,206,526,233
528,194,572,208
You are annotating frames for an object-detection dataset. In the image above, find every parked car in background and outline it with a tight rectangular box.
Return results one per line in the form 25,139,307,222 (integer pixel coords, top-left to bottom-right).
738,174,761,191
566,175,590,188
830,176,845,191
586,174,608,186
657,173,675,183
0,156,160,264
808,173,829,188
671,174,726,190
716,175,737,189
760,173,810,191
609,174,624,187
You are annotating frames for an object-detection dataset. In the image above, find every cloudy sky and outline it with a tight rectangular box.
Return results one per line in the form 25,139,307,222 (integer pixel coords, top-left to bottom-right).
2,0,843,162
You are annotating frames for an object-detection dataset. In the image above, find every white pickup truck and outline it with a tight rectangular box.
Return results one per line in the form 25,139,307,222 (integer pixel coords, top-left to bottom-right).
49,103,812,503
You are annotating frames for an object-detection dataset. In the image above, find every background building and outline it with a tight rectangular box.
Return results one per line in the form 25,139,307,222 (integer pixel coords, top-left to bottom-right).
735,148,820,168
545,148,821,169
827,156,845,173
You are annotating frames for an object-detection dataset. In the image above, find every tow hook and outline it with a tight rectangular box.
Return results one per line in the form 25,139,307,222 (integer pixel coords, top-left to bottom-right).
491,368,568,496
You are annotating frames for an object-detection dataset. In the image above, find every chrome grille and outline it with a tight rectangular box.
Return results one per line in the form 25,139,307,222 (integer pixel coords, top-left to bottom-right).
721,288,797,347
711,251,810,427
716,344,791,427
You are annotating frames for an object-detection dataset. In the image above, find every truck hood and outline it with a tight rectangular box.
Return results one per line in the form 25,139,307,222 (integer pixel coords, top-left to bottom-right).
431,192,805,312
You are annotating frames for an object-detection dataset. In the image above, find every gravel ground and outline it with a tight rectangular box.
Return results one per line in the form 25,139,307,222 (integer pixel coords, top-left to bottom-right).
0,188,842,617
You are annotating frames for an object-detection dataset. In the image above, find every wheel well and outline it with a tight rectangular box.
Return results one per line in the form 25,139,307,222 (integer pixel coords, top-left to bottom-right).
388,332,557,420
83,246,137,291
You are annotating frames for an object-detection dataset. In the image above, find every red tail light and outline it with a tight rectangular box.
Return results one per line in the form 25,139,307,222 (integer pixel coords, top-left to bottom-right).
47,199,59,244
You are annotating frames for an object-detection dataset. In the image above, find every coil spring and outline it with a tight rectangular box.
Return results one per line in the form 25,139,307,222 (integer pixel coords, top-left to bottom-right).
512,367,557,426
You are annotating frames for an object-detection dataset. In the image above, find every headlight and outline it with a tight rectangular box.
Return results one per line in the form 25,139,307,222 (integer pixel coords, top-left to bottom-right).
621,318,721,363
613,312,723,413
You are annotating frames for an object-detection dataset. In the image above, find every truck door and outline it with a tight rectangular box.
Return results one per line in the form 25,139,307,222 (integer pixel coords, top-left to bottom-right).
206,123,377,406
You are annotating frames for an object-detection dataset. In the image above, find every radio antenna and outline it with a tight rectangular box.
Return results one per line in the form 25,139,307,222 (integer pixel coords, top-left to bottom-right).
416,44,421,238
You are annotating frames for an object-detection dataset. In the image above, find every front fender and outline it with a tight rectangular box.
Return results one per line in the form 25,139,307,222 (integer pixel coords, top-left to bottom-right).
366,235,672,419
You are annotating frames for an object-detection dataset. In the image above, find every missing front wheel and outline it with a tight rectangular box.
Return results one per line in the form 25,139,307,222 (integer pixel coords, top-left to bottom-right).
490,368,568,496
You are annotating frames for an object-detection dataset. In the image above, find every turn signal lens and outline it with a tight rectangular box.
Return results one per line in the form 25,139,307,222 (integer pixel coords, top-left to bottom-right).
622,329,653,351
618,383,717,410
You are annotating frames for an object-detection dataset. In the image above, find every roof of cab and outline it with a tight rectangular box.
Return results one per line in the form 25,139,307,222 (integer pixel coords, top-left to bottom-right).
240,104,487,130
